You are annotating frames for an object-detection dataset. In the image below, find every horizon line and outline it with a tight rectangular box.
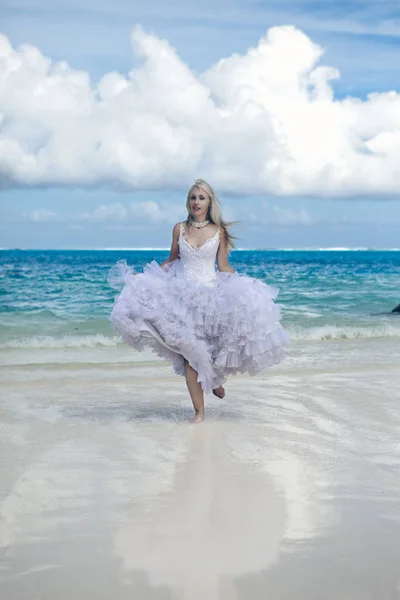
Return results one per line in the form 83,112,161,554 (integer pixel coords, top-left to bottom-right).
1,247,400,252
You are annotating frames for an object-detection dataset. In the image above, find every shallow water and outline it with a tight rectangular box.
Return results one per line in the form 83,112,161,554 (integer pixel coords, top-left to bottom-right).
1,339,400,599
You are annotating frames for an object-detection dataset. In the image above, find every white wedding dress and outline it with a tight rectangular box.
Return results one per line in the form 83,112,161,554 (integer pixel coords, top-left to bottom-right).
108,223,288,393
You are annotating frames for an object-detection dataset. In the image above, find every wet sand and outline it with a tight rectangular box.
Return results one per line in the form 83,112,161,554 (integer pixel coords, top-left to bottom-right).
1,339,400,599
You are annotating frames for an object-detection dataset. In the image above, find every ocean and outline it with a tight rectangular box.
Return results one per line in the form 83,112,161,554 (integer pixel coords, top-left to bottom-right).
2,249,400,598
1,249,399,354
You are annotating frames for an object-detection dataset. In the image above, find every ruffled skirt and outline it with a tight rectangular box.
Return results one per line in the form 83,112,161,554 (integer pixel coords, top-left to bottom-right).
108,259,288,393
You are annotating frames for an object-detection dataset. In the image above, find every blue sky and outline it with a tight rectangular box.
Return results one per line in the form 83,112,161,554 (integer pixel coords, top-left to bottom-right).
1,0,400,249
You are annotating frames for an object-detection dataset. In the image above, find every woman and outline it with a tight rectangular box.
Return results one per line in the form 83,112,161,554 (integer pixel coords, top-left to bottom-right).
108,179,288,422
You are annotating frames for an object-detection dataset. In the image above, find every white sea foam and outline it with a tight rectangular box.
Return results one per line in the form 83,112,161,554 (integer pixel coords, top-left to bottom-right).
2,322,400,350
103,248,169,251
0,334,121,349
1,247,400,252
288,323,400,342
270,248,400,252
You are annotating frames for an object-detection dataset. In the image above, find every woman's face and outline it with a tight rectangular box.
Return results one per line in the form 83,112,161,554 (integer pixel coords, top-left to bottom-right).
188,187,211,220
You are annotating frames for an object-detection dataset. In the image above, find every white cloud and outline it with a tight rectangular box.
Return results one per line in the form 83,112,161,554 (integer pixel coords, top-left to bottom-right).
271,205,314,225
74,200,182,224
1,25,400,197
27,208,58,222
248,204,314,226
132,200,183,223
90,203,128,221
133,200,163,222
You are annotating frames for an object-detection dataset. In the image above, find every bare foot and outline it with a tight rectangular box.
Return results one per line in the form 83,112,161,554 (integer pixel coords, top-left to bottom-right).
212,386,225,399
189,412,205,423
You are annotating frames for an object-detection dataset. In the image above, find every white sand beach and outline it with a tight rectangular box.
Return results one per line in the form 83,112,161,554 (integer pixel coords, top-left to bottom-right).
1,339,400,599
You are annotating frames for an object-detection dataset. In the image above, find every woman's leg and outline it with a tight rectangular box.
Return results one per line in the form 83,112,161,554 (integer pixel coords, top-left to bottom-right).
184,359,205,422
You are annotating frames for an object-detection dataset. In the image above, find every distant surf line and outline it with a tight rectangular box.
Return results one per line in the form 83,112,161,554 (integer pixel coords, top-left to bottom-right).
1,247,400,252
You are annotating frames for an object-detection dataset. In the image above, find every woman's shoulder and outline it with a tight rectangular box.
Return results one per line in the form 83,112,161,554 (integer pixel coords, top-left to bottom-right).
172,222,186,242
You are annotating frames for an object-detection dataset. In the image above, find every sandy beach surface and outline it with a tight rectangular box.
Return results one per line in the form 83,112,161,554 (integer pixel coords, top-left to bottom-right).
1,339,400,599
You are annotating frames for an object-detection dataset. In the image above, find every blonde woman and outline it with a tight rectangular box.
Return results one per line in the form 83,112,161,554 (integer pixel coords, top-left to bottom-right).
108,179,288,422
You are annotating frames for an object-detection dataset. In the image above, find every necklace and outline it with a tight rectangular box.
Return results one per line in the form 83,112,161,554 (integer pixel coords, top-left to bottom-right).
191,220,209,228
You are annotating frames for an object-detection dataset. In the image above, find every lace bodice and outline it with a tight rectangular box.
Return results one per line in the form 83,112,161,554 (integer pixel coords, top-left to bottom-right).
178,222,220,286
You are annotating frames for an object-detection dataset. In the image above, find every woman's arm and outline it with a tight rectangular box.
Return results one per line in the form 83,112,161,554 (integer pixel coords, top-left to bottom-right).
217,229,235,273
160,222,181,268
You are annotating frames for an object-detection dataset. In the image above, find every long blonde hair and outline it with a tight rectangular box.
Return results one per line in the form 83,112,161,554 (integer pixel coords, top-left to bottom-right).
185,179,237,251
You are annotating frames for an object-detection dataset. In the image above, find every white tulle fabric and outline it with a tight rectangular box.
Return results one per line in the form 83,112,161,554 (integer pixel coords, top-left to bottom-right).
108,223,288,393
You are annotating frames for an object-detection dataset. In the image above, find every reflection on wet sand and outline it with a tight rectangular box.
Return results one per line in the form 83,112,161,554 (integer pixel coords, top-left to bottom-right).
2,360,400,599
114,421,286,599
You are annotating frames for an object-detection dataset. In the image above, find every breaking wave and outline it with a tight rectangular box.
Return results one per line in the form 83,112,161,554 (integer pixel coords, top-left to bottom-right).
2,322,400,350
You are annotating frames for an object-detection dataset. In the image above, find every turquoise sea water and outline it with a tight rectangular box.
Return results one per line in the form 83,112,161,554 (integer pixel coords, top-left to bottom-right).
0,249,399,350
